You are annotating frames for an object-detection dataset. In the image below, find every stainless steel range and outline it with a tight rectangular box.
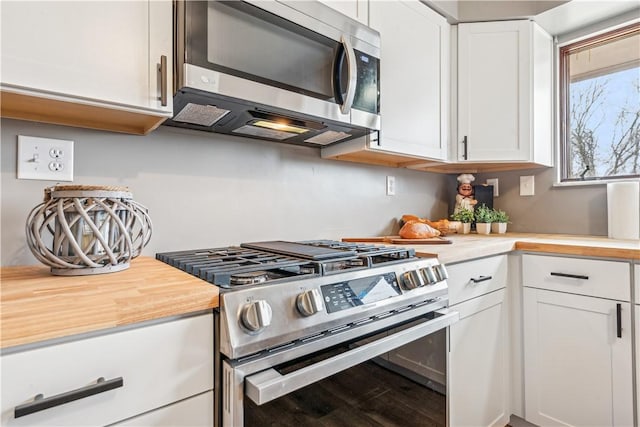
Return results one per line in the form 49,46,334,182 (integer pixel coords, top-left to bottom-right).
157,240,459,427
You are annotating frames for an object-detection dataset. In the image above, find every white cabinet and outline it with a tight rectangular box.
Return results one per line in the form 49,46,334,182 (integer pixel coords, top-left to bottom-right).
522,255,633,427
317,0,368,25
456,20,553,165
447,255,510,427
1,313,213,426
0,0,173,135
635,264,639,424
113,391,213,427
449,288,509,427
322,0,449,166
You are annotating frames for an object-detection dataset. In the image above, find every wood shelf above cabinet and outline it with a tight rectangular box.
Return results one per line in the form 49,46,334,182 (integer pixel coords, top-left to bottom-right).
1,90,169,135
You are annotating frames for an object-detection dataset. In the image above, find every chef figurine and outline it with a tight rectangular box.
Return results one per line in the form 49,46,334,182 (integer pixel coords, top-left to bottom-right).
454,173,478,214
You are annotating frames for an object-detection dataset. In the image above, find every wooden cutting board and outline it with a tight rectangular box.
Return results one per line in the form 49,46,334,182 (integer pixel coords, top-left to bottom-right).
342,236,452,244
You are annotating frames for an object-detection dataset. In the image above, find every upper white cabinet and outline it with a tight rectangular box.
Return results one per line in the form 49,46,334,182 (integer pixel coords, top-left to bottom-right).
317,0,368,25
456,20,553,165
322,0,450,166
0,0,173,135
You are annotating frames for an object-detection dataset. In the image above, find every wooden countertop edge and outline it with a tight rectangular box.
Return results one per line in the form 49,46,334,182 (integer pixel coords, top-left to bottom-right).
514,241,640,260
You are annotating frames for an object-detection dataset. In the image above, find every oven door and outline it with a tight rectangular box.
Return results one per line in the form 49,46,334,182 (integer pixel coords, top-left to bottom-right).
222,308,458,427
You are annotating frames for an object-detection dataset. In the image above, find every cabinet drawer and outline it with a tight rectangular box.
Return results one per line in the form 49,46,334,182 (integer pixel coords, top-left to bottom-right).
447,255,508,306
522,254,630,301
113,391,213,426
1,313,213,427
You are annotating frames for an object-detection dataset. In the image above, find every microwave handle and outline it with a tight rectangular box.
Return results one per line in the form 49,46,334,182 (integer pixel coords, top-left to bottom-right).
335,35,357,114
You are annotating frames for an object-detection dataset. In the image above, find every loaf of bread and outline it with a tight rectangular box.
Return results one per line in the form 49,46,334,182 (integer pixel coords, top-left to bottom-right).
401,215,451,236
399,221,441,239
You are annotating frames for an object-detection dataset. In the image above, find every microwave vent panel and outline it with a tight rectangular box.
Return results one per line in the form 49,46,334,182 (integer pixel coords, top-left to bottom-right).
173,103,231,127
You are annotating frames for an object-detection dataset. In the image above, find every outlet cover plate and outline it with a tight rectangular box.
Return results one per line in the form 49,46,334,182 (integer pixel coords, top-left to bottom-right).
520,175,535,196
17,135,74,181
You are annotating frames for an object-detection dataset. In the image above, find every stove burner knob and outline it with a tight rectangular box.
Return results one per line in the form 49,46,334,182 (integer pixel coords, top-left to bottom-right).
296,289,324,317
433,264,449,281
240,300,273,333
421,266,438,285
402,270,424,290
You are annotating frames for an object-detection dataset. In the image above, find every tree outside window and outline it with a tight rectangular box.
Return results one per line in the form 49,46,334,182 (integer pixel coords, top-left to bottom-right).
560,23,640,182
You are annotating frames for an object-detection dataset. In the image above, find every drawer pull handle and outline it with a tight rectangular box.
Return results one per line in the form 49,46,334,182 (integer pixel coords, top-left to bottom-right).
470,275,492,284
550,272,589,280
616,303,622,338
14,376,123,418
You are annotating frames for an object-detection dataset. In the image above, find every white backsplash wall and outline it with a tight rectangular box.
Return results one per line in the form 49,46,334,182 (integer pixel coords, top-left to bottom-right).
1,118,450,266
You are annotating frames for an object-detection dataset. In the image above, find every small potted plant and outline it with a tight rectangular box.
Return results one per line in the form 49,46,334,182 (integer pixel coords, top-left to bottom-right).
474,204,493,235
491,209,510,234
450,208,474,234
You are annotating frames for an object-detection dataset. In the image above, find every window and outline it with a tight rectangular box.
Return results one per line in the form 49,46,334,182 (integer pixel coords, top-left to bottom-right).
559,23,640,182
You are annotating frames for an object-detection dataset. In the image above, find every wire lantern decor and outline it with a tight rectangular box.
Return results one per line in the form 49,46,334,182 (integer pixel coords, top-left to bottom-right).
26,185,153,275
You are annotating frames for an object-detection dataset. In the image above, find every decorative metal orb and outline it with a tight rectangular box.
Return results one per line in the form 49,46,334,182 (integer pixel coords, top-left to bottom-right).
25,185,152,275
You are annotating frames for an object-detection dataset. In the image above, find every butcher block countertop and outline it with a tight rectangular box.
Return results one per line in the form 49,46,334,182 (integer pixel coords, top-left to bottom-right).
392,233,640,264
1,234,637,350
0,256,219,350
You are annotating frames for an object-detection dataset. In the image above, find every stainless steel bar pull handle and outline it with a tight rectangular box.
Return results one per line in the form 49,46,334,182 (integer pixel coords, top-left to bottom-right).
14,377,123,418
159,55,168,107
550,272,589,280
616,303,622,338
339,36,357,115
245,309,459,405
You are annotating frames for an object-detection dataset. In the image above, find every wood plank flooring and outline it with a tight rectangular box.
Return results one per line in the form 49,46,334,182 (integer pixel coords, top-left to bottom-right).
244,360,446,426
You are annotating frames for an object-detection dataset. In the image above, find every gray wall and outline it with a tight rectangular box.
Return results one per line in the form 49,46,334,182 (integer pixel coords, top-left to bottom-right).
471,167,608,235
1,118,450,266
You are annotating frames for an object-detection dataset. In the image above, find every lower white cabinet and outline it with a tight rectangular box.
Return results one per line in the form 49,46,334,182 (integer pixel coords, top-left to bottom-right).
449,288,509,427
635,264,639,425
523,255,633,427
1,313,214,426
113,391,213,426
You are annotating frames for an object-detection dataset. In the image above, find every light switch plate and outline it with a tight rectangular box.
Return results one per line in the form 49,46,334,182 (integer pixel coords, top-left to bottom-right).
520,175,535,196
17,135,74,181
486,178,499,197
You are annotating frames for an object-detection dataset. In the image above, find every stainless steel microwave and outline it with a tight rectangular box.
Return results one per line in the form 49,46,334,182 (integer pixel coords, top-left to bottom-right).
167,0,381,147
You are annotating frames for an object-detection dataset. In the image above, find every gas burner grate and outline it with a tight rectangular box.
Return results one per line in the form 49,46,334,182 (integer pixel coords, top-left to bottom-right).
156,240,417,289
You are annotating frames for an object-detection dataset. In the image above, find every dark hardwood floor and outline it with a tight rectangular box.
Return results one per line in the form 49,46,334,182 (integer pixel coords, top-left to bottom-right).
244,360,446,427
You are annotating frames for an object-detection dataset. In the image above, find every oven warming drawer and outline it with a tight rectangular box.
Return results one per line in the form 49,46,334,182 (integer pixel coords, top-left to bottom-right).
245,308,459,405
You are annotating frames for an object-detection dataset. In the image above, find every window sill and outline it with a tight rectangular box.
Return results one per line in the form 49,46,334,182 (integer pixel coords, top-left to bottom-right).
553,177,640,188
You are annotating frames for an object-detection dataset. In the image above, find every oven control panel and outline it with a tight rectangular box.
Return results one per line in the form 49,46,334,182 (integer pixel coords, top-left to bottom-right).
320,272,401,313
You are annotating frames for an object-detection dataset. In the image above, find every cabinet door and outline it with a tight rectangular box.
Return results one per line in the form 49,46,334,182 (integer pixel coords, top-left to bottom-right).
449,289,509,427
113,391,213,427
369,0,449,159
1,1,171,114
317,0,368,25
458,20,530,161
636,303,640,423
523,288,633,426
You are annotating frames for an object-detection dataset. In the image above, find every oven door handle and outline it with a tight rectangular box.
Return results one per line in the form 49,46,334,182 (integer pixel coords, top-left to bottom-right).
245,309,459,405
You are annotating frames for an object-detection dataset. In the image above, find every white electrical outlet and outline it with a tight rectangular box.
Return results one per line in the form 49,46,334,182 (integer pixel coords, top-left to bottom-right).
17,135,74,181
486,178,499,197
520,175,535,196
386,176,396,196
